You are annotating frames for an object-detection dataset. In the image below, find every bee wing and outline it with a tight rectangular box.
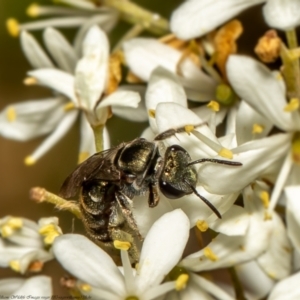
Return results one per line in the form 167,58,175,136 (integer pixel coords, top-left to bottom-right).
59,146,122,199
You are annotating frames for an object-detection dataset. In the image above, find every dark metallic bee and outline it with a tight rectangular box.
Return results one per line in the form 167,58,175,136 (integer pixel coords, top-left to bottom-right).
59,127,242,259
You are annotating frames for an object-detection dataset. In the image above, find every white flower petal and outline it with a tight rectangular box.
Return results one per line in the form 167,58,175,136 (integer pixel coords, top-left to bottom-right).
75,25,109,110
28,69,77,103
235,261,275,300
53,234,125,295
123,38,215,100
0,98,65,141
98,90,140,109
132,194,173,238
263,0,300,31
227,55,300,131
199,133,291,195
112,85,147,122
74,12,119,56
14,276,52,296
190,273,235,300
43,27,78,73
236,100,273,144
155,102,220,159
0,278,24,296
170,188,239,226
28,110,78,161
146,67,187,131
20,31,54,69
135,209,190,294
79,114,96,158
257,213,292,280
209,205,249,236
268,271,300,300
285,185,300,252
170,0,265,39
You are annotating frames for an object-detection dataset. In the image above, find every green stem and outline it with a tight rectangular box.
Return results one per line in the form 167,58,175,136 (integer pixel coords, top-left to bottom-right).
93,124,104,152
102,0,169,35
228,267,247,300
286,29,298,49
280,42,300,99
30,187,82,219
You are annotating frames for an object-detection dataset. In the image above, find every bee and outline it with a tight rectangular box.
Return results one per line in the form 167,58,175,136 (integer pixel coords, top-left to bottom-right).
59,126,242,260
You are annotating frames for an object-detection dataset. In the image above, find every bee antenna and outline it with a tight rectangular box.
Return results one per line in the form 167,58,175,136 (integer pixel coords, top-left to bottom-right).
184,179,222,219
188,158,242,167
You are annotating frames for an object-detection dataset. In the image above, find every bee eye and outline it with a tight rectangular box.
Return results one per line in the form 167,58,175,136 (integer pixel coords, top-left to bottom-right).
159,180,186,199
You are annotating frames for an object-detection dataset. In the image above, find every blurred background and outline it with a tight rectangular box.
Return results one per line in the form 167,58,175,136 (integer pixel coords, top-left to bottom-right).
0,0,269,295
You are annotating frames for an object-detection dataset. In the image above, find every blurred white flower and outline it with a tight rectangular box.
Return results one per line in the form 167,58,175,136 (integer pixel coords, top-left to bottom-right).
170,0,300,40
53,209,190,300
0,25,141,164
0,276,52,297
7,0,118,55
0,216,62,274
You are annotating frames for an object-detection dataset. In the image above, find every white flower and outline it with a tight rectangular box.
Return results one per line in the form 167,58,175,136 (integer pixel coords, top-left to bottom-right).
53,209,190,300
268,271,300,300
7,0,118,52
0,25,140,164
0,276,52,297
227,54,300,212
180,183,292,280
170,0,300,40
0,216,62,274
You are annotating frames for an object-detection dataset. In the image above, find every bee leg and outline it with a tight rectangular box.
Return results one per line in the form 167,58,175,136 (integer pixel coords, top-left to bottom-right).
115,192,143,240
154,122,207,141
110,228,140,263
148,156,163,208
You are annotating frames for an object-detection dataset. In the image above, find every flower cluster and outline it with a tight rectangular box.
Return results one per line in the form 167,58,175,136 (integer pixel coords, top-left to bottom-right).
2,0,300,299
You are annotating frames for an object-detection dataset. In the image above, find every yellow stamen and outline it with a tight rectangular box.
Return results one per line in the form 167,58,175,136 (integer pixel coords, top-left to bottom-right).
267,272,277,280
260,191,270,208
24,156,36,166
26,3,40,17
79,283,92,292
9,260,21,272
218,148,233,159
1,217,23,237
113,240,131,250
148,109,155,118
125,297,139,300
264,211,273,220
28,260,44,272
78,152,90,164
175,274,189,291
203,247,218,261
1,225,14,237
6,106,16,122
292,136,300,164
284,98,299,112
63,102,75,111
252,123,264,134
184,125,194,135
39,224,61,245
207,100,220,112
23,77,37,85
6,18,20,37
196,220,208,232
